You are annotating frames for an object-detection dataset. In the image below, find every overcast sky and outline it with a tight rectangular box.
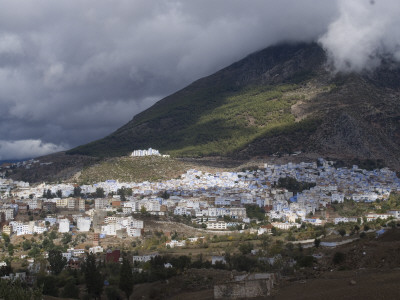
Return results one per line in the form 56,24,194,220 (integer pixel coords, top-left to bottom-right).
0,0,399,160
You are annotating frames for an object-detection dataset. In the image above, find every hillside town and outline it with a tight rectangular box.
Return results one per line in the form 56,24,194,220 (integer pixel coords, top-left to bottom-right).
1,158,400,238
1,157,400,298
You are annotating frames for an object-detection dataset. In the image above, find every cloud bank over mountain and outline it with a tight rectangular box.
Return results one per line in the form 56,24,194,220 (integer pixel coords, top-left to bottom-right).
319,0,400,72
0,0,398,159
0,140,66,160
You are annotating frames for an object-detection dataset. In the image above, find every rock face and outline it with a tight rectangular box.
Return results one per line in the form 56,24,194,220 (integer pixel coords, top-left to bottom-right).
214,273,278,299
67,43,400,169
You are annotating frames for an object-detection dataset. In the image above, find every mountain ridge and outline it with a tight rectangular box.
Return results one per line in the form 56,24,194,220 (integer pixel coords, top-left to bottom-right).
67,42,400,169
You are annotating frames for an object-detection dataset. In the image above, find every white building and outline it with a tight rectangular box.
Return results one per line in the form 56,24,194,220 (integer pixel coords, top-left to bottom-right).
76,217,91,232
58,219,70,233
89,246,104,254
131,148,160,157
389,210,400,219
334,217,358,225
122,207,132,214
141,200,161,212
95,198,109,209
331,193,345,203
28,199,41,210
127,227,141,237
101,223,116,236
33,223,47,234
67,248,85,257
62,252,72,261
206,221,227,230
131,219,144,229
67,198,76,210
133,253,158,263
17,224,32,236
78,199,86,211
365,213,391,222
166,240,186,248
271,222,301,230
0,208,14,221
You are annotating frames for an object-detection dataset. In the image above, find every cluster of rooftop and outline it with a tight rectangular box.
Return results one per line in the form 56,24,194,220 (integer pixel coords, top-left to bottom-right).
1,159,400,239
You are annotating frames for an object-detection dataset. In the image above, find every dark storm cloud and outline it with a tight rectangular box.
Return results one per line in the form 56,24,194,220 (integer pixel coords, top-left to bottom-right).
0,0,398,159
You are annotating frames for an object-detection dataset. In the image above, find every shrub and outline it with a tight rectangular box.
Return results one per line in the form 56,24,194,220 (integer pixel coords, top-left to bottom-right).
238,242,254,255
332,252,346,265
296,255,314,268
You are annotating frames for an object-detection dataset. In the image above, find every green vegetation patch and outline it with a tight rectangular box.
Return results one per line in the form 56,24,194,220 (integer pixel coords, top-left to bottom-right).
331,199,372,217
245,204,267,221
376,192,400,213
78,156,189,184
277,177,316,194
167,84,303,156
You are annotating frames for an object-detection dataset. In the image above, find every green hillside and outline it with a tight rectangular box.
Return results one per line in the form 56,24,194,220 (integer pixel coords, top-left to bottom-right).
67,43,325,157
67,42,400,169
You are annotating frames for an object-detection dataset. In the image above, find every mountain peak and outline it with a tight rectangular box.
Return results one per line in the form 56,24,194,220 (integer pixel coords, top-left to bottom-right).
67,42,400,169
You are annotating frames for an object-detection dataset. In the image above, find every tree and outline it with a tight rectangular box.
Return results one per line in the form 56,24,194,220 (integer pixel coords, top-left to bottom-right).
2,233,10,245
160,191,170,199
244,204,266,221
118,188,127,201
297,255,314,268
61,279,80,299
239,242,254,255
48,250,67,275
49,231,57,240
83,253,103,299
37,275,59,297
95,187,105,198
61,233,72,245
73,186,82,197
277,177,316,194
0,263,12,277
0,278,42,300
119,257,134,299
118,187,133,199
314,238,321,248
338,228,346,238
42,238,54,251
28,246,41,258
260,234,271,250
7,243,14,256
22,239,32,251
105,286,122,300
56,190,62,198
